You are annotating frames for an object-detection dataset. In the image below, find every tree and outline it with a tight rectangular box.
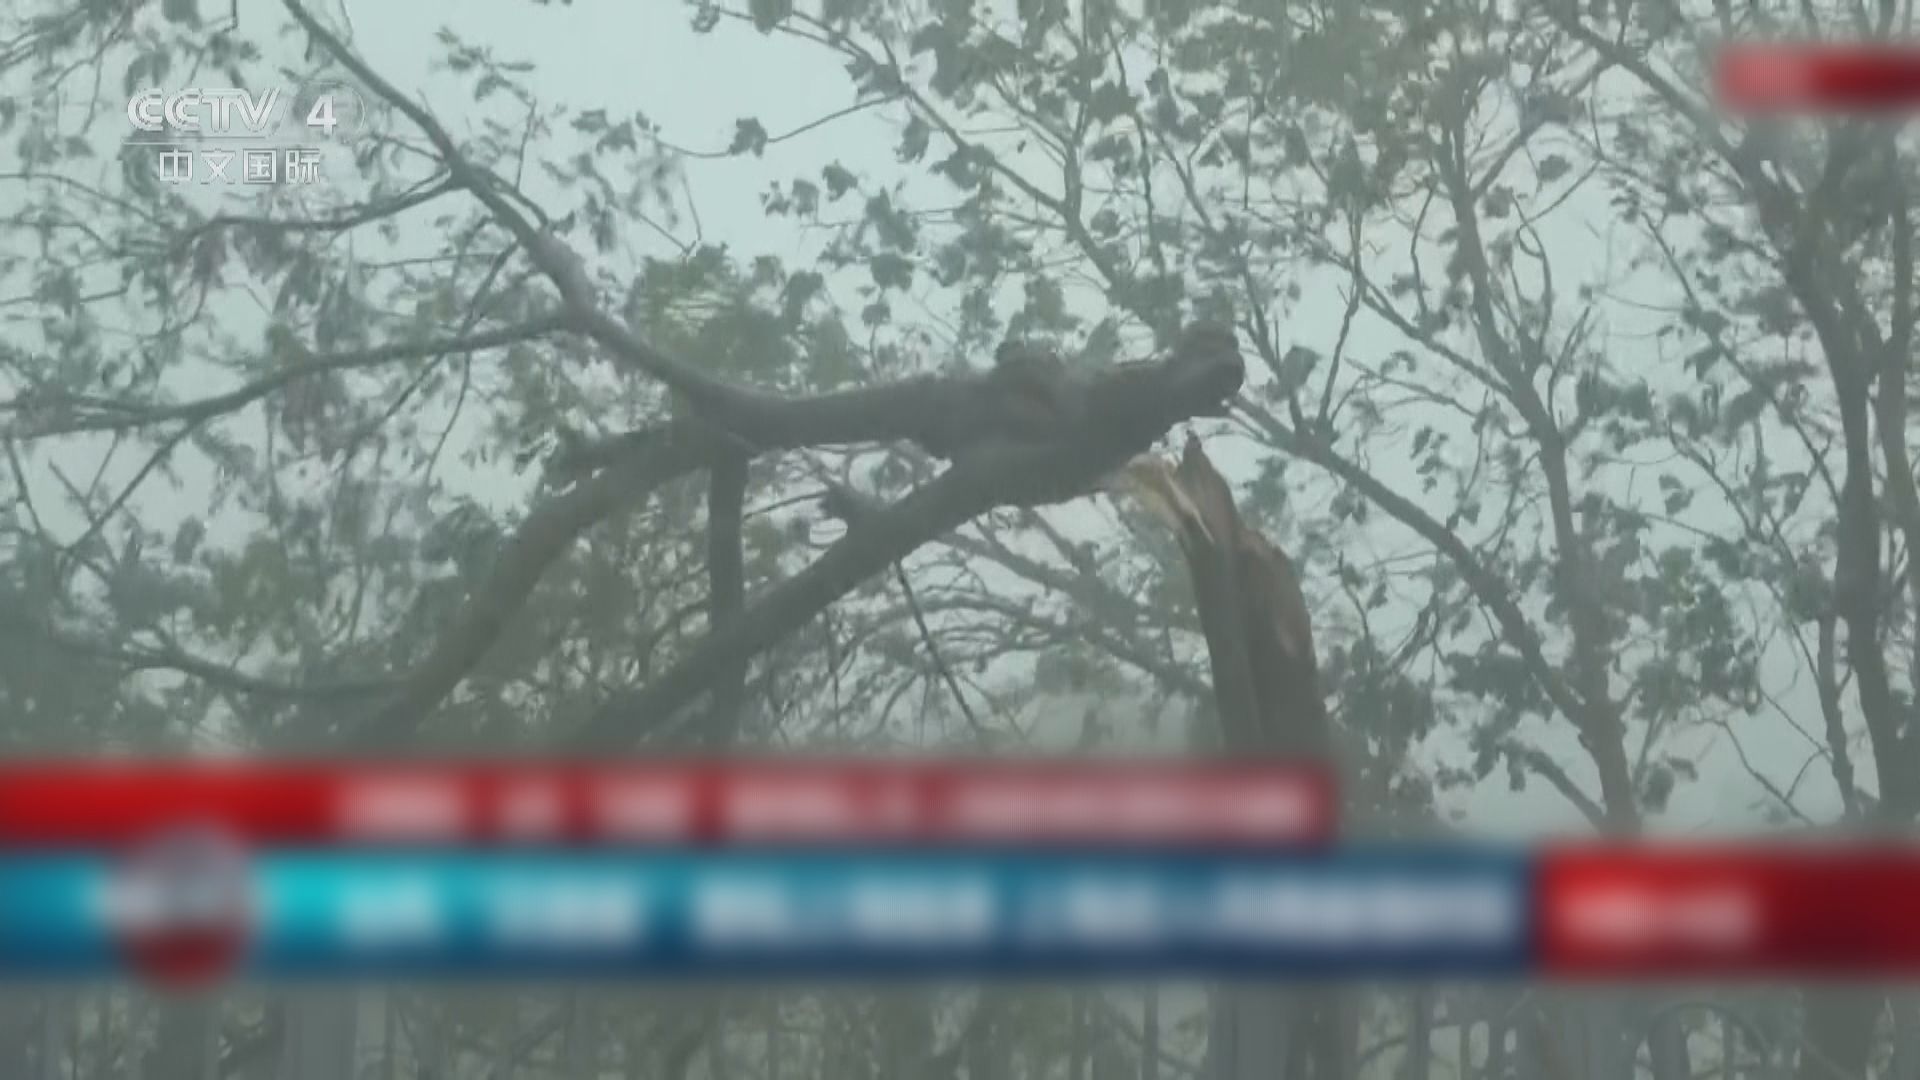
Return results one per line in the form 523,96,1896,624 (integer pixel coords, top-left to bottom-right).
1547,4,1920,1076
5,0,1912,1077
1119,435,1354,1080
1,0,1241,1075
733,0,1915,1077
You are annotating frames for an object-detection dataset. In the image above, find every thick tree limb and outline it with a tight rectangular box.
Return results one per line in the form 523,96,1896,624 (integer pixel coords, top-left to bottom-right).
366,334,1236,742
284,0,1244,752
567,341,1243,748
351,424,727,742
817,488,999,742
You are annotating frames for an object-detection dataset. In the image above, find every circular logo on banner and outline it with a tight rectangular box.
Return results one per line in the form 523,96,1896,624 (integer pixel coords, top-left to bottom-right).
105,825,255,988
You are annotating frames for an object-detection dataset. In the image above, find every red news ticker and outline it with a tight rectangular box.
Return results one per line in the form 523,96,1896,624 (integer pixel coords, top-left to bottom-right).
0,760,1332,848
1717,44,1920,111
1540,844,1920,976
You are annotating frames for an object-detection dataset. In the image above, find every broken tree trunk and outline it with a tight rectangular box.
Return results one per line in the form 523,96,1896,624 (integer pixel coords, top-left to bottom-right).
1117,435,1356,1080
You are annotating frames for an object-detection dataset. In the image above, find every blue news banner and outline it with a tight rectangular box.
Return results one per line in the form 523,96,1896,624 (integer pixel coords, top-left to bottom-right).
0,851,1530,978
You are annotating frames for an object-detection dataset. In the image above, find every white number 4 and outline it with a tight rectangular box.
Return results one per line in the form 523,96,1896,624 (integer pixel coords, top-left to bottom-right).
306,94,338,137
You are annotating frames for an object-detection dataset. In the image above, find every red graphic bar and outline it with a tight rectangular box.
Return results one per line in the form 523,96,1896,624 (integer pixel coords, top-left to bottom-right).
0,760,1332,849
1717,44,1920,112
1541,844,1920,976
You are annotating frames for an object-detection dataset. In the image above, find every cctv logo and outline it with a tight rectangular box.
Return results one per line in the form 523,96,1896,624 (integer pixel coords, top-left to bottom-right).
127,88,283,137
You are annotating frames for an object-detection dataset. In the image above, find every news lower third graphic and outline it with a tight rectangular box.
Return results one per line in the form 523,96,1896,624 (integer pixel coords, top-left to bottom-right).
0,760,1334,848
0,846,1529,982
124,82,367,187
6,761,1920,985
